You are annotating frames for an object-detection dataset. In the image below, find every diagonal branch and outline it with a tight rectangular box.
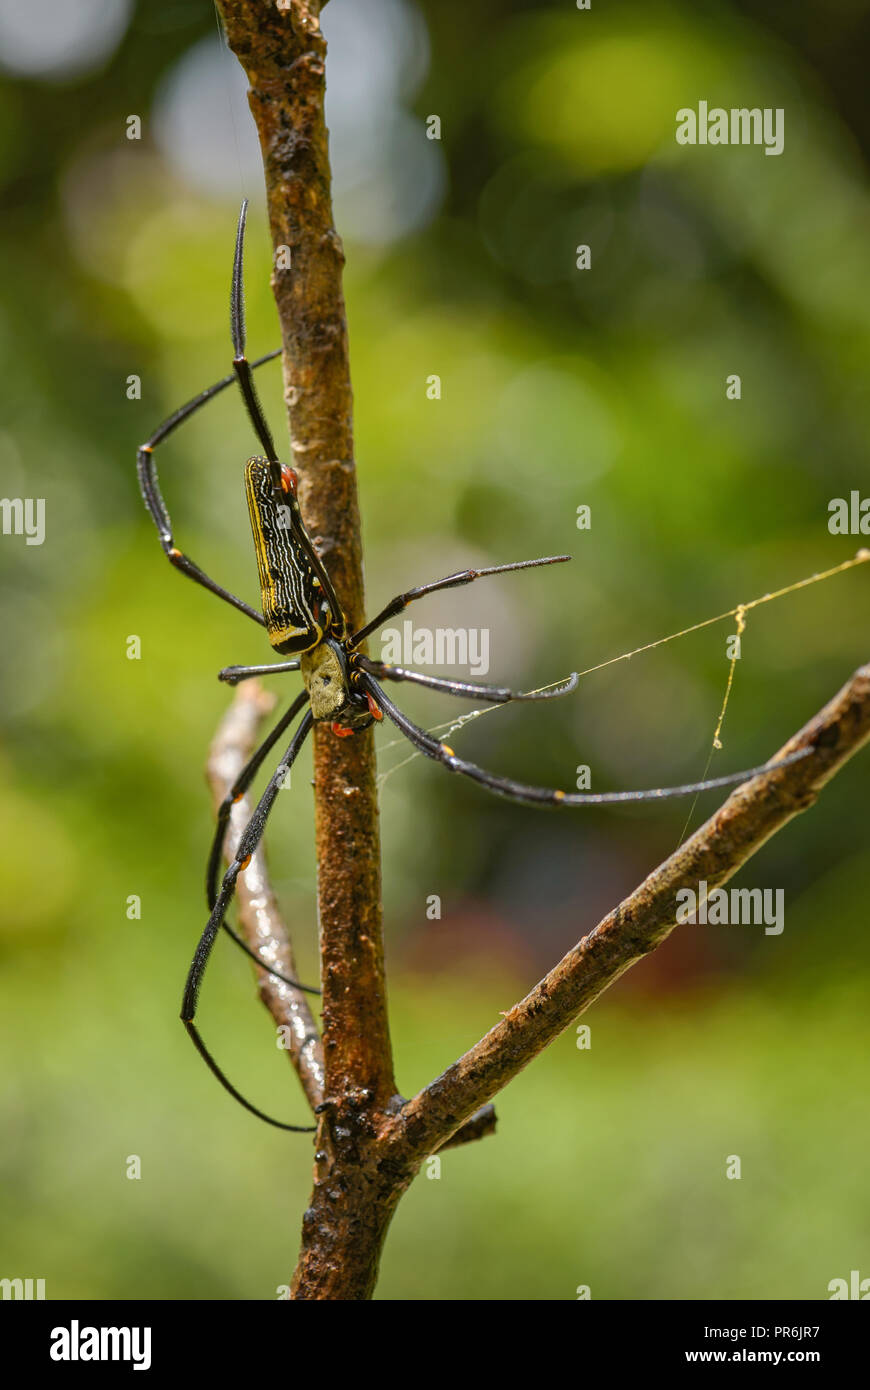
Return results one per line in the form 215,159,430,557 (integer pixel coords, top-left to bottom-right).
384,662,870,1159
207,681,324,1111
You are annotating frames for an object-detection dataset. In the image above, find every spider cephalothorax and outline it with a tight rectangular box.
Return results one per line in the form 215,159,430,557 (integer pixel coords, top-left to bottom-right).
300,637,376,733
137,201,809,1132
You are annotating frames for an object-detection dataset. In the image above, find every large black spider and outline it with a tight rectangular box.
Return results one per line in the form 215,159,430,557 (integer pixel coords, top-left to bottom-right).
138,203,805,1129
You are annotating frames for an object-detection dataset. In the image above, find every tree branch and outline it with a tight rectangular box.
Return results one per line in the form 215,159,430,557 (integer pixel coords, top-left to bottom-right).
215,0,396,1298
383,662,870,1159
207,681,324,1111
215,0,393,1111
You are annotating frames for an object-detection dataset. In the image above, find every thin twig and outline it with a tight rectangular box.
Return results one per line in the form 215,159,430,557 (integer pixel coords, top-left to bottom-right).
207,681,324,1111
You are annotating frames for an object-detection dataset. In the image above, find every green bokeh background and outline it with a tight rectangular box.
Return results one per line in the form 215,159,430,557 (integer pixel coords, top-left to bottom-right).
1,0,868,1300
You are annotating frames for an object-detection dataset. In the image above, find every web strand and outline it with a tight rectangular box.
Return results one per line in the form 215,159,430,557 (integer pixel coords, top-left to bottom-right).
375,549,870,794
674,603,747,845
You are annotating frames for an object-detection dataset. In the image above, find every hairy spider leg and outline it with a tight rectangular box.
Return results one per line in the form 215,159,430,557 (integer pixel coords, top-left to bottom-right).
207,691,321,995
231,203,347,636
356,657,579,705
218,659,302,685
182,709,317,1131
352,555,572,647
137,347,281,623
363,673,812,808
231,199,281,469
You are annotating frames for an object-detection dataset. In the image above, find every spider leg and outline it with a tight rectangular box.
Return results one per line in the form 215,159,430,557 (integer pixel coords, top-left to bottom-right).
362,673,812,807
351,555,571,647
230,202,348,637
231,200,280,468
219,659,302,686
182,710,317,1131
208,690,321,995
137,347,281,624
357,656,579,705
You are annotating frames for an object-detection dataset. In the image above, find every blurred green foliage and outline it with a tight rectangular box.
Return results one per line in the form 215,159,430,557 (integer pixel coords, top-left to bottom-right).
0,0,868,1299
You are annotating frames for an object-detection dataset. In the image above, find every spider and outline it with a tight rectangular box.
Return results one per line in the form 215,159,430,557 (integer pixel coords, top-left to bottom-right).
138,202,807,1131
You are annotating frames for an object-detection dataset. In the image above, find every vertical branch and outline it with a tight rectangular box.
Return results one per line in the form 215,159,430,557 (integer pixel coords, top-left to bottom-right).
215,0,399,1297
215,0,394,1100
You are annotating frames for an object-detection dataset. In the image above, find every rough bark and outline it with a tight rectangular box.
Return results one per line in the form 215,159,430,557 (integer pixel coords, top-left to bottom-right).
215,0,397,1297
